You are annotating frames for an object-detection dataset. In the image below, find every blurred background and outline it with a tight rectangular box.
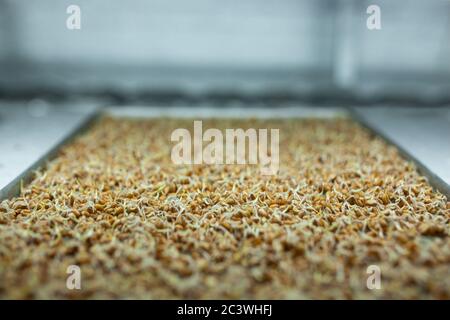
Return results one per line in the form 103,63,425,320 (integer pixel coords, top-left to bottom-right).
0,0,449,104
0,0,449,195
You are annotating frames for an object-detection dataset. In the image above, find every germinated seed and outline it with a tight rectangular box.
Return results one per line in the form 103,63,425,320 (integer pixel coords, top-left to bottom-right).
0,117,448,299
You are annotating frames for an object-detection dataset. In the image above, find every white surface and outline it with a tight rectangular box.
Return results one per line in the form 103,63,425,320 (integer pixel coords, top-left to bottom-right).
0,101,99,190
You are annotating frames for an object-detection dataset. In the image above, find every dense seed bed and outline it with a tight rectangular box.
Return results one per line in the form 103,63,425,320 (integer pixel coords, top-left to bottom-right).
0,116,449,299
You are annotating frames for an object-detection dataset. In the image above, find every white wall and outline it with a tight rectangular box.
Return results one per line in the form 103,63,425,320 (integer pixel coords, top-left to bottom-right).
2,0,334,71
0,0,449,94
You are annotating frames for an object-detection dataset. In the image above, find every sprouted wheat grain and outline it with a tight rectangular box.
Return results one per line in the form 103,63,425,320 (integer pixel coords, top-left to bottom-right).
0,116,448,299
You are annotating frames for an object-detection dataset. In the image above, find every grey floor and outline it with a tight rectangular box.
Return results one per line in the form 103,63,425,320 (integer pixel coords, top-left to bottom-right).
0,103,449,196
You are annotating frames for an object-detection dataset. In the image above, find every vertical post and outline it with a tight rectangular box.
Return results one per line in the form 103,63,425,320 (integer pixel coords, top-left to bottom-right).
333,0,359,92
0,1,21,63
